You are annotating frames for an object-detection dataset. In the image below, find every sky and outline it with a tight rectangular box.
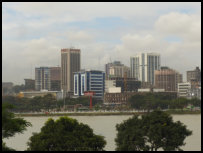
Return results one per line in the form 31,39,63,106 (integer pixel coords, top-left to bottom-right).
2,2,201,85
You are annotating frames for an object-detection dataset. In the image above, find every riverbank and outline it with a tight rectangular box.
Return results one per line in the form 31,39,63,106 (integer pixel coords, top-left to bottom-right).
15,110,201,117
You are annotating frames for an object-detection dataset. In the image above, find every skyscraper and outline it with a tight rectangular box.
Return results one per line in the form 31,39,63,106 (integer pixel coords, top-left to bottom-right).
50,67,61,91
61,48,81,95
35,67,51,91
130,52,160,85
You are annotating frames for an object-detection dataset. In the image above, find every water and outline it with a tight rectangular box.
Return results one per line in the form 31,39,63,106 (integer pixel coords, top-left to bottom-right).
4,114,201,151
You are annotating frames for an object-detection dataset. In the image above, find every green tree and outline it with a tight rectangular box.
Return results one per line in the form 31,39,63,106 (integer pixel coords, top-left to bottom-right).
2,103,31,151
42,94,57,112
27,116,106,151
115,110,192,151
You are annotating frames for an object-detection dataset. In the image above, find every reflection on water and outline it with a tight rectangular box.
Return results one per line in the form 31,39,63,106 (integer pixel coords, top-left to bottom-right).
4,114,201,151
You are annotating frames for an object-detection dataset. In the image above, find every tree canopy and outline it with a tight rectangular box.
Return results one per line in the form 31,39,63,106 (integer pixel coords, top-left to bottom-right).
27,116,106,151
115,110,192,151
128,93,201,110
2,103,31,151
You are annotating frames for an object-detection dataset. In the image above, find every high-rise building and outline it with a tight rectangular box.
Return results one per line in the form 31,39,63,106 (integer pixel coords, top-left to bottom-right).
130,53,160,85
187,67,201,84
155,67,182,92
74,70,105,99
35,67,51,91
50,67,61,91
61,48,81,95
105,61,130,79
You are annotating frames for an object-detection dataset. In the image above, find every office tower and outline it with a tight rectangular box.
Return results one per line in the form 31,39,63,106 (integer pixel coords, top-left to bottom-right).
61,48,81,95
105,61,130,79
24,79,35,91
130,52,160,85
155,67,182,91
35,67,51,91
74,70,105,99
187,67,201,84
50,67,61,91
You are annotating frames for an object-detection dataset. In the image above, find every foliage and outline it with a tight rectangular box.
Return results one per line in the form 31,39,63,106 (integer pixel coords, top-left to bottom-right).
2,103,31,151
2,103,32,139
27,116,106,151
128,93,201,110
115,110,192,151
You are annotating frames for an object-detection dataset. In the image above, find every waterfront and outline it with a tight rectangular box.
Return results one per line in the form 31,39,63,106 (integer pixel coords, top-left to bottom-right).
4,114,201,151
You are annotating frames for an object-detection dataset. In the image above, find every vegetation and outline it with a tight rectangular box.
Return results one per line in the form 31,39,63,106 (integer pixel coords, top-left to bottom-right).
27,116,106,151
128,93,201,111
2,103,31,151
115,110,192,151
2,95,103,112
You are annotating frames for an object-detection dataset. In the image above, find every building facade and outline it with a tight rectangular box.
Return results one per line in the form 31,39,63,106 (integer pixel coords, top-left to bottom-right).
178,82,191,98
130,53,160,85
74,70,105,99
35,67,51,91
155,67,182,92
109,77,141,93
187,67,201,83
61,48,81,94
105,61,130,79
50,67,61,91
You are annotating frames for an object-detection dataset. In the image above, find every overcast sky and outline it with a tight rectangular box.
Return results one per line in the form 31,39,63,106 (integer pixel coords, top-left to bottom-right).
2,2,201,85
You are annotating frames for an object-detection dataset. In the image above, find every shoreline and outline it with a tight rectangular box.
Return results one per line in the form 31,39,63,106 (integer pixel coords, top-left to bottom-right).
15,110,201,117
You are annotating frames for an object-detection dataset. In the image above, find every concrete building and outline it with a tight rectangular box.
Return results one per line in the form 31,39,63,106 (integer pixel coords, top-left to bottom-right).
35,67,51,91
105,61,130,79
24,79,35,91
178,82,191,98
50,67,61,91
130,52,160,85
61,48,81,95
155,67,182,92
109,77,141,93
19,90,63,100
105,80,121,93
187,67,201,83
74,70,105,99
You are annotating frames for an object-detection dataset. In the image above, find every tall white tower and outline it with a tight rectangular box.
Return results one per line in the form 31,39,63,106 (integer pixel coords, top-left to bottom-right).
130,52,160,85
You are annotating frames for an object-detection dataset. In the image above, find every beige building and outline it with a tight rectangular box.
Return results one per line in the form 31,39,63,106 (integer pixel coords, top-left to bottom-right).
61,48,81,95
109,65,130,78
155,67,182,92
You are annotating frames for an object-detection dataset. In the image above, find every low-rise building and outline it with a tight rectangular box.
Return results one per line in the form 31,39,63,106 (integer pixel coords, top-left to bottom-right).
19,90,63,100
178,82,191,98
109,77,141,92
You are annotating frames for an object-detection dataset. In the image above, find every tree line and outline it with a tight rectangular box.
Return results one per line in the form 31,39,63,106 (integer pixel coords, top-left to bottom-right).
128,93,201,111
2,94,103,112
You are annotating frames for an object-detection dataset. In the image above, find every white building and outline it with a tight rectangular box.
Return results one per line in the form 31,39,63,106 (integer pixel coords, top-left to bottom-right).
178,82,191,98
130,52,160,85
105,80,121,93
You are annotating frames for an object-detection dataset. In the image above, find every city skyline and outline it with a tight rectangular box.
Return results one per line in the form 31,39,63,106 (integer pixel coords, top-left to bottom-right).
2,2,201,84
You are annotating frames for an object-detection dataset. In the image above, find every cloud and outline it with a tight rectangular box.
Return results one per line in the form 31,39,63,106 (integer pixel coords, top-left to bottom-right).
154,12,201,42
2,2,201,84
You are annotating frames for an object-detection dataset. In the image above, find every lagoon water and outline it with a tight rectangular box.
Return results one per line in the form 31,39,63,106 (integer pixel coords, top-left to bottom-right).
4,114,201,151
